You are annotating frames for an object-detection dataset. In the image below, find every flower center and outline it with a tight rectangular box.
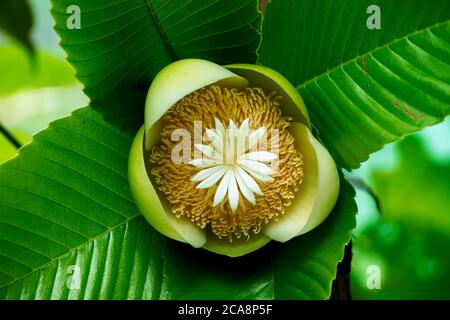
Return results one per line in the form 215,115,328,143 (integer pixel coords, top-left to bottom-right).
189,118,278,213
149,85,304,240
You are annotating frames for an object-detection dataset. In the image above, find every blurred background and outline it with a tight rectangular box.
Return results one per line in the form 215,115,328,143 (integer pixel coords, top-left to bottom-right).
0,0,449,300
0,0,88,164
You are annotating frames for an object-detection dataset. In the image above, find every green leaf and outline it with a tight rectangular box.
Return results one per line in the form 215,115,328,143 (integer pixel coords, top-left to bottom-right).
0,0,34,53
0,105,159,299
258,0,450,169
162,175,356,299
0,130,28,165
0,104,356,299
0,135,19,164
0,46,77,97
50,0,262,100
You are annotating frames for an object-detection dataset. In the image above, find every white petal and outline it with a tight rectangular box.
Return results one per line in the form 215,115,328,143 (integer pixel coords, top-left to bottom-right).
239,118,250,133
194,144,218,159
228,171,239,213
205,129,224,155
213,169,232,207
227,120,238,159
234,168,256,205
240,151,277,162
237,118,250,155
235,166,263,196
214,118,225,138
191,165,225,182
189,158,219,168
225,130,238,164
229,119,238,133
242,166,275,183
196,167,227,189
238,159,273,175
248,127,266,151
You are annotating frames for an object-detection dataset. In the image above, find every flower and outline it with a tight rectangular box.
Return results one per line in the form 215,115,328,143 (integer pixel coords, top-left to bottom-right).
128,59,339,257
190,117,277,213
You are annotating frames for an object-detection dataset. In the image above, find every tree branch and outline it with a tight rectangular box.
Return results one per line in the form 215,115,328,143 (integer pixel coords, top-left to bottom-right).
330,241,353,300
347,176,381,214
0,123,22,149
259,0,269,15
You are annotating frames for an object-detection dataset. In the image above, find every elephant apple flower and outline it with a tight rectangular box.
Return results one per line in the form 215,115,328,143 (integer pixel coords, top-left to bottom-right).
128,59,339,257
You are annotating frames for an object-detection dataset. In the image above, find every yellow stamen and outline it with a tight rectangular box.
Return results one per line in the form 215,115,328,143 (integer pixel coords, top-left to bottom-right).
150,85,304,240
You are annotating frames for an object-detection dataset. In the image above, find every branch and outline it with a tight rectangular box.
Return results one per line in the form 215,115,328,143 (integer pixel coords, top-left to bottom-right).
347,176,381,213
0,123,22,149
330,241,353,300
259,0,269,15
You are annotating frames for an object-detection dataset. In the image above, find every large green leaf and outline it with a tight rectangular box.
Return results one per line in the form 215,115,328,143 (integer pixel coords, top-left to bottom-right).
0,105,356,299
259,0,450,169
50,0,262,100
0,106,142,299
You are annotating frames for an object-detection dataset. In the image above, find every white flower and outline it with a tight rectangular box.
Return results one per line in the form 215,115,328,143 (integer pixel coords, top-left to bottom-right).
189,118,277,213
128,59,340,257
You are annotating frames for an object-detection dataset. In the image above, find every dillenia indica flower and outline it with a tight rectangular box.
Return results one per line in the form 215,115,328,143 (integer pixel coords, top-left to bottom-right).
129,59,339,257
